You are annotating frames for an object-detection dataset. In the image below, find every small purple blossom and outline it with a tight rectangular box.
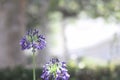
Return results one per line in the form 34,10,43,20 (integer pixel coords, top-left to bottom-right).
41,58,70,80
20,29,46,50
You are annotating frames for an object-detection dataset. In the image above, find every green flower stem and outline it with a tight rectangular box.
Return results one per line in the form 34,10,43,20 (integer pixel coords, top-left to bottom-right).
32,51,36,80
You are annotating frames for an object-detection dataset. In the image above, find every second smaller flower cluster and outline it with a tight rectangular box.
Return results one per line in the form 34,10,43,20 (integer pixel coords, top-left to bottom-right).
41,58,70,80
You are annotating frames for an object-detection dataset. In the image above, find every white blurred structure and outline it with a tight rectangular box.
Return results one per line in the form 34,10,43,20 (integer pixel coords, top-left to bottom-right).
66,18,120,63
54,17,120,63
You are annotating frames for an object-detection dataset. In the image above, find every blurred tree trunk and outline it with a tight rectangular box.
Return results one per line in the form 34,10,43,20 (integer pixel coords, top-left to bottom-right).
61,21,69,61
36,0,51,67
0,0,26,68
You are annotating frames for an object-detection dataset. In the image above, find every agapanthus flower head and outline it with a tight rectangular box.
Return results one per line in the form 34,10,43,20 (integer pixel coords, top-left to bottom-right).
41,58,70,80
20,29,46,51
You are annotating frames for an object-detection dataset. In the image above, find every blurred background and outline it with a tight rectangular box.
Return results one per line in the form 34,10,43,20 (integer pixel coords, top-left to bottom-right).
0,0,120,80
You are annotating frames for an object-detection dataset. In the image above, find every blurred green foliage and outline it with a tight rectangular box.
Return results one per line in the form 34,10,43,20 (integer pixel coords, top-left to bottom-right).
1,65,120,80
0,67,42,80
46,0,120,18
26,0,120,29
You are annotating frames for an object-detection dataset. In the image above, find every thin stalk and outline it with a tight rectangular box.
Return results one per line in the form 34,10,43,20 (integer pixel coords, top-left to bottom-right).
32,51,36,80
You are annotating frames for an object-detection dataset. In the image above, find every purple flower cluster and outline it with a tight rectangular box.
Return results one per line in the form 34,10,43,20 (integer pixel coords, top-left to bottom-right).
20,29,46,50
41,58,70,80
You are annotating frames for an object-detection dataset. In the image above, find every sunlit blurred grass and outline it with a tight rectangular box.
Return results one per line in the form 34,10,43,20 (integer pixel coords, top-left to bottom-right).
68,57,118,71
